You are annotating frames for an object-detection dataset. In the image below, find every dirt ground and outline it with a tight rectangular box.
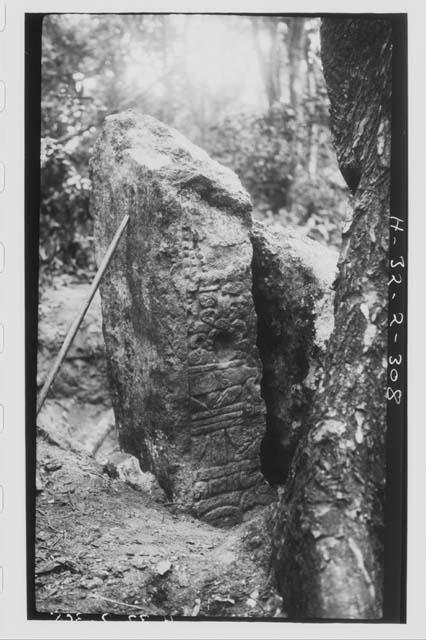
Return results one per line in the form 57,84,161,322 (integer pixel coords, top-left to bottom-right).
35,279,285,619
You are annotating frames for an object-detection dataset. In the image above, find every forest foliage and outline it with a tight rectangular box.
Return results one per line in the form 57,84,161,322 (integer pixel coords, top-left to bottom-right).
40,14,349,280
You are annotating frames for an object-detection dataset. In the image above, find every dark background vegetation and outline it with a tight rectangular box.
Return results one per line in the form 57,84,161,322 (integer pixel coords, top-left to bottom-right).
40,14,349,283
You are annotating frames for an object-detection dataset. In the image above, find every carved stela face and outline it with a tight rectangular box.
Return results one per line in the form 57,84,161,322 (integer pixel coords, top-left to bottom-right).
182,206,269,525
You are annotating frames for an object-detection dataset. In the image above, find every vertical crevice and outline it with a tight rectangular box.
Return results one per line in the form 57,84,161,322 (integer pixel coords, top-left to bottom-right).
250,222,327,488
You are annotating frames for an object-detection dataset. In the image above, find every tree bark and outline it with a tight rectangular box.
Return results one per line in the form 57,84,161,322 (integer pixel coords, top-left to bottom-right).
271,17,392,619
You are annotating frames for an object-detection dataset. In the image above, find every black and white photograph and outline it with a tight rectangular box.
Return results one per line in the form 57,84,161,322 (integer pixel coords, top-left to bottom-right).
23,9,408,626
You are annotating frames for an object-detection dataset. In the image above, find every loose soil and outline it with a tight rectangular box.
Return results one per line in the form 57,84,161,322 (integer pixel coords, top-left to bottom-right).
35,279,285,619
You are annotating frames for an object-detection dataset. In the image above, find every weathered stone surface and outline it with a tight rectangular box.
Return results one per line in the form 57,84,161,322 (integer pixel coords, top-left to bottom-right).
37,284,108,404
91,112,272,526
37,282,118,461
251,221,337,485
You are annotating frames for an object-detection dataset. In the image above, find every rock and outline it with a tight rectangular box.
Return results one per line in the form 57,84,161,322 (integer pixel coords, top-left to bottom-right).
43,458,62,472
91,112,273,525
155,560,172,576
177,571,190,587
102,460,119,479
264,593,285,616
81,576,104,590
103,451,166,501
251,221,337,485
92,569,109,579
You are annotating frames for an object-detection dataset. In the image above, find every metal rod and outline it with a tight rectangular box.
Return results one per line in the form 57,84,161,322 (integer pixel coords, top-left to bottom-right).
36,214,130,416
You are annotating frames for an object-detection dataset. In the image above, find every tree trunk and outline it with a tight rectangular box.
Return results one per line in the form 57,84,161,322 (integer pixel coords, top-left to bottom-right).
287,18,306,116
251,17,282,109
271,17,392,619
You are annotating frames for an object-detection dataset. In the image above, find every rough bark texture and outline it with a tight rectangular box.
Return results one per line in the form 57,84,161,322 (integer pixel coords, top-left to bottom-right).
91,112,272,526
251,221,337,486
271,18,391,618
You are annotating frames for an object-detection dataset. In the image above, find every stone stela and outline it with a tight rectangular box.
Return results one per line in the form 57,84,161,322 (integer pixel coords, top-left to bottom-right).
91,112,273,526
